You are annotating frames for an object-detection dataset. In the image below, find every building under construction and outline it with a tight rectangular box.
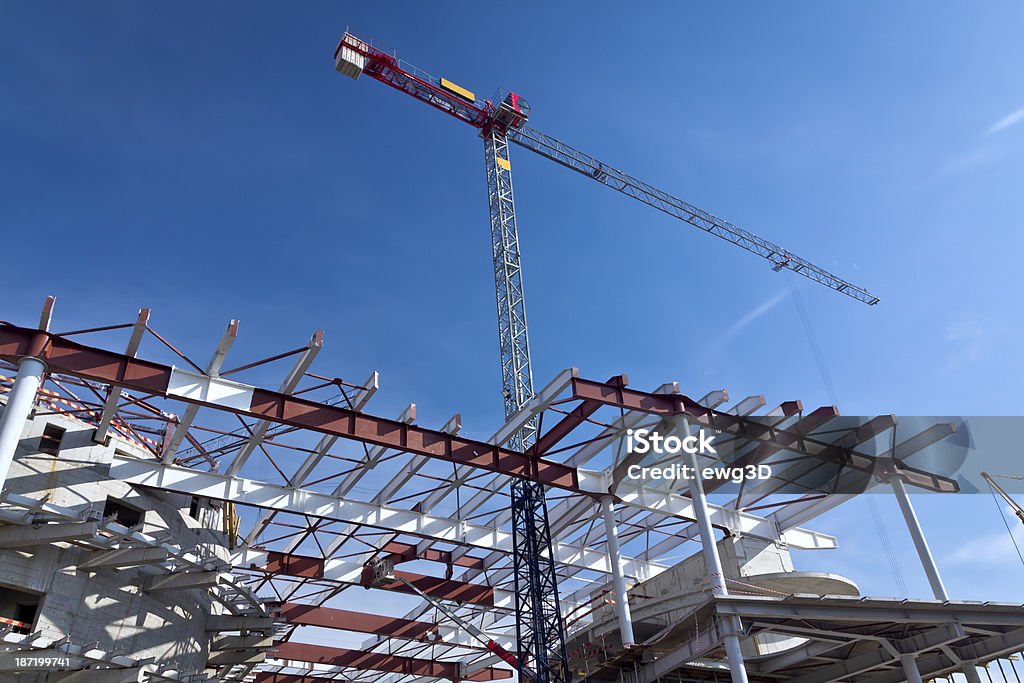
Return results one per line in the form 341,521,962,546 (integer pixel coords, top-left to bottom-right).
1,302,1023,683
1,25,1023,683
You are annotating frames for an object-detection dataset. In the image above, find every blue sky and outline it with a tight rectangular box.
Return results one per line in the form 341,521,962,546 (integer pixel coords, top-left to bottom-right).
3,2,1024,612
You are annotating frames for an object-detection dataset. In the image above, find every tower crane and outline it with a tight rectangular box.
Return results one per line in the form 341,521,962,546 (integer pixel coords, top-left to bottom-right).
333,31,879,683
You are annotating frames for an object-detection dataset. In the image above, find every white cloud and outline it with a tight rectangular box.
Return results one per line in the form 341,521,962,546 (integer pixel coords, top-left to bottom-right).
724,290,788,338
986,105,1024,136
696,290,788,369
947,503,1024,564
944,315,1004,369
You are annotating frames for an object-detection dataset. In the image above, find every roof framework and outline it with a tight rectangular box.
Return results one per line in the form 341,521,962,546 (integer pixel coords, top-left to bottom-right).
0,304,984,683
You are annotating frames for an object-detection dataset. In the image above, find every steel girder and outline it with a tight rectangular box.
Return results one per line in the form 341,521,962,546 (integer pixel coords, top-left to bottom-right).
262,642,513,681
112,454,663,579
0,324,581,489
235,548,509,609
568,376,959,492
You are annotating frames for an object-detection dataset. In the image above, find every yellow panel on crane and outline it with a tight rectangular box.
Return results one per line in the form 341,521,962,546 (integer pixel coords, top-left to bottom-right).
439,77,476,103
496,156,511,171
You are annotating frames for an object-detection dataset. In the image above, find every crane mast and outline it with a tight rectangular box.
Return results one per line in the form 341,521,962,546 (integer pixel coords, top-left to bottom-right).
485,124,568,681
333,30,879,683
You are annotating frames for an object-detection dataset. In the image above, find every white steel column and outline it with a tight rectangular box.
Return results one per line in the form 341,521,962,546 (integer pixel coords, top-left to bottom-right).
0,357,46,491
600,495,635,646
890,475,948,600
675,415,749,683
900,654,924,683
962,663,984,683
891,475,980,681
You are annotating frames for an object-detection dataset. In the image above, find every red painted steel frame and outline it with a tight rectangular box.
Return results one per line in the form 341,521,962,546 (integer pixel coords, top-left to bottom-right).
264,643,513,680
242,551,497,607
568,376,958,493
278,603,444,642
0,325,580,490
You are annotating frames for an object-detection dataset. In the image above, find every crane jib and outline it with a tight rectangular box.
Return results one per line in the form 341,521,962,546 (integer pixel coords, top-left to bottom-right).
507,125,880,306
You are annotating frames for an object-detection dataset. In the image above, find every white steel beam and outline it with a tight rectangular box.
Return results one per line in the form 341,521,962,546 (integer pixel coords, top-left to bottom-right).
94,308,149,443
245,370,379,546
614,480,836,550
224,330,323,476
161,319,239,463
0,521,99,548
79,546,170,570
113,455,665,578
315,412,462,559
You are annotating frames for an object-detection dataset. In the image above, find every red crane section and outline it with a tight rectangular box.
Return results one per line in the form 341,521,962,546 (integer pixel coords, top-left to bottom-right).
334,33,491,129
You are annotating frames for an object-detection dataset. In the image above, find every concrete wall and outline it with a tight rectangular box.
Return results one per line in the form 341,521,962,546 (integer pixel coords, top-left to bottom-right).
0,406,227,681
567,534,797,673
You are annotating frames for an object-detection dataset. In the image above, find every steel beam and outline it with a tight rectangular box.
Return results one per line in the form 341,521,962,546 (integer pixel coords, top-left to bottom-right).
891,475,950,601
712,595,1024,626
0,357,46,491
676,415,748,683
114,455,659,577
78,546,170,570
233,549,511,609
0,325,584,490
142,570,222,593
601,495,634,645
569,376,957,492
225,330,323,476
206,615,274,632
0,520,99,547
279,603,441,641
93,308,149,443
266,642,513,680
161,319,238,463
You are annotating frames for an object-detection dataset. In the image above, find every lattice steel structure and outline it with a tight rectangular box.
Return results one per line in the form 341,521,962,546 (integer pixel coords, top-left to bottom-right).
3,305,1023,683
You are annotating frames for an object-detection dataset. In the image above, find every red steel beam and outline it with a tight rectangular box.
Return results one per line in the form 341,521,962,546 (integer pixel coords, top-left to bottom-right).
278,603,443,641
265,642,513,680
383,540,486,570
367,567,497,607
569,376,958,493
529,375,627,456
244,551,497,607
0,325,580,490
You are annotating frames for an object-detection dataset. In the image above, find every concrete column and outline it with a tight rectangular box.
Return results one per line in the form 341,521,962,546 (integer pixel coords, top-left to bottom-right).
600,495,635,646
675,415,748,683
900,654,924,683
0,357,45,492
890,475,949,600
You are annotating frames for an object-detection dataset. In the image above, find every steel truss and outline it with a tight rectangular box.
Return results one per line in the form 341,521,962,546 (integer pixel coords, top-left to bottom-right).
0,307,977,683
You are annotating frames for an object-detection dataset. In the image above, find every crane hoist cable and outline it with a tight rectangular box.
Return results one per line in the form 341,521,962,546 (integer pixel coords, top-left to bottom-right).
983,471,1024,567
783,268,908,596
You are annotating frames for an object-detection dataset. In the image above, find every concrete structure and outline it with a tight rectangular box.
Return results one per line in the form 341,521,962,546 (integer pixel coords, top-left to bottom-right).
0,405,270,681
